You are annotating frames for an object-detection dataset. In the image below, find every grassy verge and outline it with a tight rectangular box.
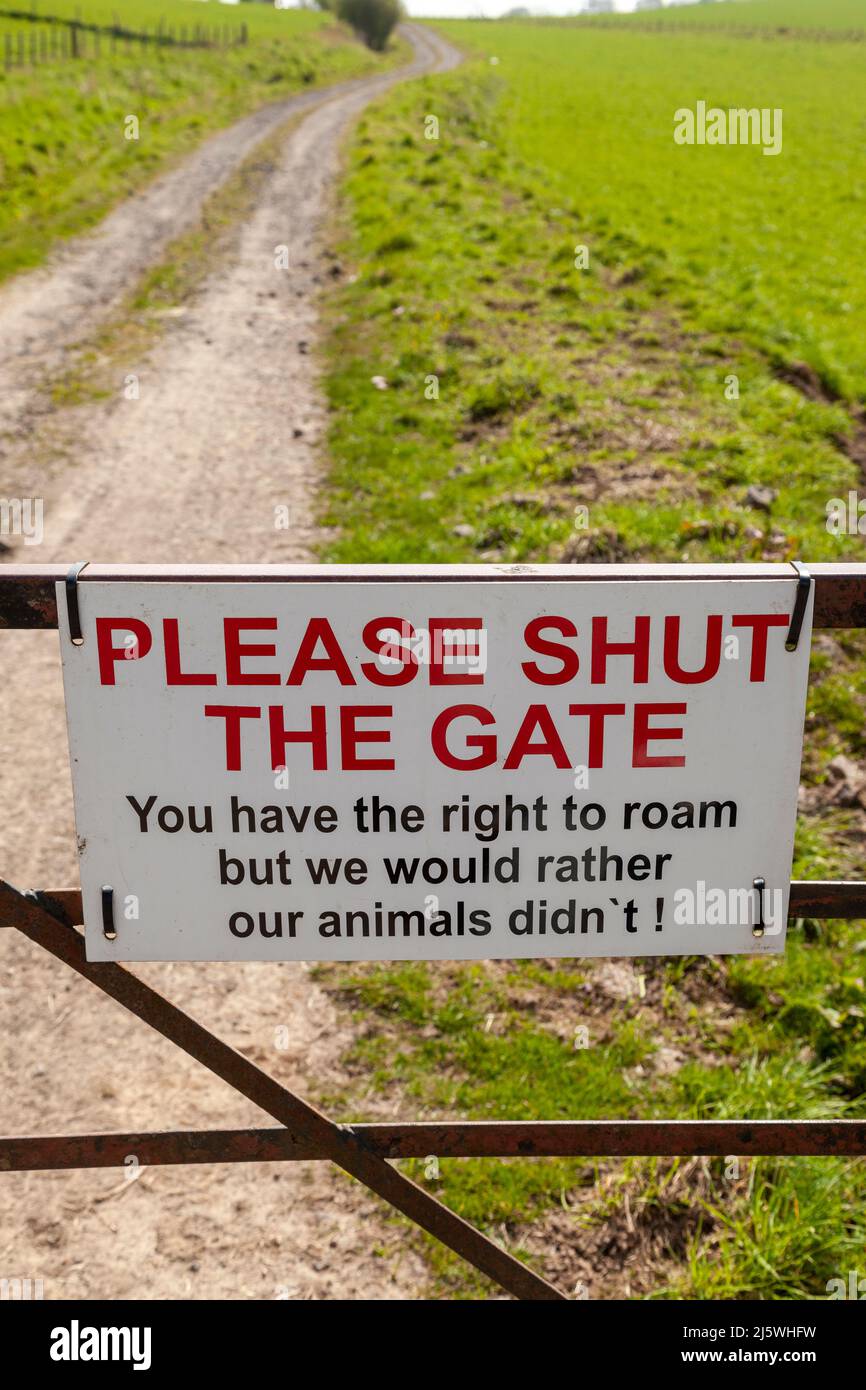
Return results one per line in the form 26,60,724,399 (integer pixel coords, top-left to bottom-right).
315,16,866,1298
0,0,404,283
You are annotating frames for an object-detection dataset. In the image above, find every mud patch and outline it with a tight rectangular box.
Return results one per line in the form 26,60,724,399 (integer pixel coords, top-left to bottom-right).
774,359,866,477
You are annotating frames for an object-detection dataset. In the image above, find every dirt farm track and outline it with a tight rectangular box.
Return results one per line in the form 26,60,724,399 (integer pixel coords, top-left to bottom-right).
0,23,461,1300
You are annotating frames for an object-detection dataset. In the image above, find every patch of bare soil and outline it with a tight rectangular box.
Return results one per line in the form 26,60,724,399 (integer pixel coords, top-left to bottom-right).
0,25,461,1302
773,360,866,478
517,1158,715,1300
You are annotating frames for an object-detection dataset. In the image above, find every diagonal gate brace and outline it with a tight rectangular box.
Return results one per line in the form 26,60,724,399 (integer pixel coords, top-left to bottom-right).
0,880,566,1301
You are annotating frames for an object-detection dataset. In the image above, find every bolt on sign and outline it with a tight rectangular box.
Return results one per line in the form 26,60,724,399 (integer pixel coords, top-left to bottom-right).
57,575,813,962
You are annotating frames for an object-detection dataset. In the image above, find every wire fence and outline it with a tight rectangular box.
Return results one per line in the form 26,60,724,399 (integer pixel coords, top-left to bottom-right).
1,8,248,68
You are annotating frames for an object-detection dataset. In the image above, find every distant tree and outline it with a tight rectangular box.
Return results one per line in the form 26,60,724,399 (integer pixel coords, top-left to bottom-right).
635,0,663,10
502,6,531,15
586,0,614,12
337,0,402,51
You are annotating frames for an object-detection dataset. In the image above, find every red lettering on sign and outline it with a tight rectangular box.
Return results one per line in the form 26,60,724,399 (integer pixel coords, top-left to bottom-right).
96,618,153,685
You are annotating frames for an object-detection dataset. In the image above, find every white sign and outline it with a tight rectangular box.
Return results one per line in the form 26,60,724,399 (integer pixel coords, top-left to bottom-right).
57,576,813,962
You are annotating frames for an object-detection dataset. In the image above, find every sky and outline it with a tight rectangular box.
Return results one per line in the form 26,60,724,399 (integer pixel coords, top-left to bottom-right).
266,0,719,20
401,2,709,16
404,2,642,12
402,1,702,13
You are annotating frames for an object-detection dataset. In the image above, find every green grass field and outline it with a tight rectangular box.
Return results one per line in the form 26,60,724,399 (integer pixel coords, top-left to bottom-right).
584,0,866,33
317,1,866,1298
0,1,401,282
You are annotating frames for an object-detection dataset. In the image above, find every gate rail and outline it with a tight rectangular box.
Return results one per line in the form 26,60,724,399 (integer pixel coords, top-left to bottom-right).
2,560,866,1301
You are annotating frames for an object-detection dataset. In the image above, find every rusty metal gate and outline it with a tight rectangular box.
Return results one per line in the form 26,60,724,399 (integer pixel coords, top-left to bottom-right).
2,561,866,1301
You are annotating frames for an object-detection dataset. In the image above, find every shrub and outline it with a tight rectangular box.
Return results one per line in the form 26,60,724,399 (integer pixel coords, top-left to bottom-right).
337,0,402,52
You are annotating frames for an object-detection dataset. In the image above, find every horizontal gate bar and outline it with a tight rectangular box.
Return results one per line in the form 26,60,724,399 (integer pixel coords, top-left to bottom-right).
4,881,865,929
789,881,866,917
1,562,866,630
3,1119,866,1172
